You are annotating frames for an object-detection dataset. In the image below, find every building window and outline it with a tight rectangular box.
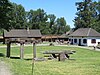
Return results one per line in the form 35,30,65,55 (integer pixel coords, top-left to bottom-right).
71,39,73,44
98,42,100,44
83,39,87,43
91,39,96,43
74,39,77,43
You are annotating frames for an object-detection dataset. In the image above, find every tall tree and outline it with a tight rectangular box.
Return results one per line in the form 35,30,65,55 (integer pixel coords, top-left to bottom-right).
0,0,12,30
47,14,56,34
28,9,48,34
94,0,100,32
9,3,26,29
74,0,97,30
48,14,56,28
55,17,70,34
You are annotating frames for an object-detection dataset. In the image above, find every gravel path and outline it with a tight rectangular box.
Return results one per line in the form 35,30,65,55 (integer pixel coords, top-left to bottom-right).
0,61,12,75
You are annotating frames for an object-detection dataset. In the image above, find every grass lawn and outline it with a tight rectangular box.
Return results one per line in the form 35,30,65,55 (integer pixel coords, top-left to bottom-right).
0,43,5,46
0,45,100,75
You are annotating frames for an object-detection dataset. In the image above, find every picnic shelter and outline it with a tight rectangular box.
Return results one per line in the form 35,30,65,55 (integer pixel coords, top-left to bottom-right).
3,29,42,59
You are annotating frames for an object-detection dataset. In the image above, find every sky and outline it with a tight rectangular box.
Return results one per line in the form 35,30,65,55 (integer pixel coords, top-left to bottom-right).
10,0,90,28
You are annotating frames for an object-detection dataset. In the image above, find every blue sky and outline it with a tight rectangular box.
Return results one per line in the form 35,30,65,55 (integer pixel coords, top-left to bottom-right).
10,0,96,28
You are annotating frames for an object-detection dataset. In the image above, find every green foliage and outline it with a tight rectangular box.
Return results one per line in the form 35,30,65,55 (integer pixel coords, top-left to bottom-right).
55,17,70,34
0,0,12,30
28,9,48,29
0,0,70,35
47,14,56,34
74,0,100,32
0,46,100,75
0,29,4,35
9,3,27,29
23,8,70,35
94,1,100,32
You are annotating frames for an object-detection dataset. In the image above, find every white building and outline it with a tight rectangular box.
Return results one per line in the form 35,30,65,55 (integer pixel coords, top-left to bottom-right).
69,28,100,46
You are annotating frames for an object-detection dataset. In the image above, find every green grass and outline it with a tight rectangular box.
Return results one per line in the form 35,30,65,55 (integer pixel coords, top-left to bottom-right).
0,43,5,46
0,45,100,75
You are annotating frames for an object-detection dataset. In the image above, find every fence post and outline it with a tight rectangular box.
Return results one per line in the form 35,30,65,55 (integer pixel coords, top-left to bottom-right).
20,42,24,59
33,42,36,59
6,42,11,58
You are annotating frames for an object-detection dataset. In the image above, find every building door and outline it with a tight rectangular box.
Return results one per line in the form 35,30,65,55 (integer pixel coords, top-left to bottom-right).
79,39,81,46
71,39,73,44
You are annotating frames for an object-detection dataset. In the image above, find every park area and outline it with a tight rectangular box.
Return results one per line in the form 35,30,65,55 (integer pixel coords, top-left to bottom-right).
0,44,100,75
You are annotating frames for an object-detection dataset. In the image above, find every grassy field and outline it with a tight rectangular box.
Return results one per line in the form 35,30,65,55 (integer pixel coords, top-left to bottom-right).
0,45,100,75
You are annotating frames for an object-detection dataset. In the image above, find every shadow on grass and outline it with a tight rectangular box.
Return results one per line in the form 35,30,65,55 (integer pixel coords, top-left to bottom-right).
24,58,32,61
0,53,5,57
10,57,33,60
10,57,45,62
25,58,46,61
10,57,33,61
10,57,20,59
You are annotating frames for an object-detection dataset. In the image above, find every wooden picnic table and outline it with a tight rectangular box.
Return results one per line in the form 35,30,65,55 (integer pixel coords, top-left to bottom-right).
43,50,76,61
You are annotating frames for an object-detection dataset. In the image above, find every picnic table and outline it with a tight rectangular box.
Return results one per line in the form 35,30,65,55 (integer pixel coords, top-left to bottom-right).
43,50,76,61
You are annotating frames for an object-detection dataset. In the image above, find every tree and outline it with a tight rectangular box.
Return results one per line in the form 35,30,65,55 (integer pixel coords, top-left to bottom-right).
28,9,48,34
47,14,56,34
9,3,27,29
0,0,71,35
0,0,12,30
94,0,100,32
74,0,97,30
48,14,56,28
55,17,70,35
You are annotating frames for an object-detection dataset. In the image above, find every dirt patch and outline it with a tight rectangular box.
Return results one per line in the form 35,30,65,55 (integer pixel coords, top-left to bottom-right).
0,61,12,75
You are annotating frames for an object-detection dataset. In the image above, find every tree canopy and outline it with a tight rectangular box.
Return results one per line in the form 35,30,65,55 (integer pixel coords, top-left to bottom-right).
0,0,70,35
0,0,12,30
9,3,27,29
74,0,100,32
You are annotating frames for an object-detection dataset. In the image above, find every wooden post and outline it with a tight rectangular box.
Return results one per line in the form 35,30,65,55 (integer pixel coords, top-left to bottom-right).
20,42,24,59
93,46,96,50
32,42,36,75
58,52,65,61
33,42,36,59
6,42,11,58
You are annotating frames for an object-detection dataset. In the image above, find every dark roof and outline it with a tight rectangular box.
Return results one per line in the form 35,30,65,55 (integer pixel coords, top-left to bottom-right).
4,29,42,38
66,29,74,35
59,29,74,38
69,28,100,37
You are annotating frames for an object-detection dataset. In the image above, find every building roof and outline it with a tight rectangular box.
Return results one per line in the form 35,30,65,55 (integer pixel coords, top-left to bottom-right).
61,29,74,38
4,29,42,38
69,28,100,37
66,29,74,36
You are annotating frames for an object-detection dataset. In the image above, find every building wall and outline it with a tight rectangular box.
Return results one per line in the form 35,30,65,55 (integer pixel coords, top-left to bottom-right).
69,37,87,46
69,37,100,46
87,37,100,46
